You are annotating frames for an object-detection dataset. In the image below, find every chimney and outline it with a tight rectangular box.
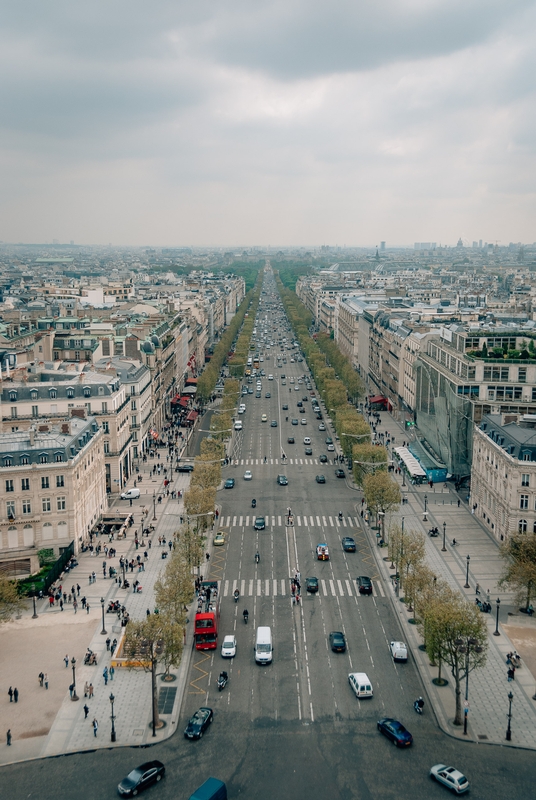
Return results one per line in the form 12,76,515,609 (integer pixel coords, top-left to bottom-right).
71,408,86,419
61,423,70,434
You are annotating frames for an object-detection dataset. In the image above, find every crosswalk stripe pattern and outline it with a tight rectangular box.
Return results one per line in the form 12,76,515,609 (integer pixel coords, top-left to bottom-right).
221,579,385,598
221,514,358,528
237,458,332,466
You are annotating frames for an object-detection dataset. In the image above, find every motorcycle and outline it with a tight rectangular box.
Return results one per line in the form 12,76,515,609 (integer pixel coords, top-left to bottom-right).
428,527,439,537
252,499,257,508
414,698,424,715
338,512,343,521
217,671,228,691
254,552,260,564
234,589,240,603
243,609,249,624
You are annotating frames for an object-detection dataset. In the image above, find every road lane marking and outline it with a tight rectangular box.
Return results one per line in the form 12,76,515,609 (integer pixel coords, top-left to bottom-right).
321,580,328,596
309,516,314,526
265,579,270,595
329,580,336,596
345,579,353,595
328,516,333,526
375,580,385,597
257,579,261,595
342,518,347,527
241,579,245,595
337,579,344,595
273,579,278,595
278,516,282,526
245,516,250,526
248,579,253,596
281,579,286,595
296,516,301,526
239,516,243,526
316,515,321,526
224,580,229,596
322,516,327,526
232,516,237,526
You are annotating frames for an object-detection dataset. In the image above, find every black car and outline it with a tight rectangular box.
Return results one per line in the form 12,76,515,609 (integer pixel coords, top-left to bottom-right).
316,475,326,484
329,631,347,652
357,576,373,595
342,537,356,552
282,404,289,410
297,401,303,407
291,418,299,425
256,392,262,398
319,454,328,463
117,761,166,796
335,469,346,478
277,475,288,486
176,463,194,473
302,396,308,402
270,420,278,427
184,707,213,740
265,392,271,398
325,437,333,445
287,436,295,444
316,412,323,420
304,447,313,456
224,479,235,489
254,516,266,531
306,576,319,593
377,718,413,747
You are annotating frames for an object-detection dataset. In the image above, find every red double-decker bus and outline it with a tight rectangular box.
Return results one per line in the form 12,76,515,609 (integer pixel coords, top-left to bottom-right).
194,581,220,651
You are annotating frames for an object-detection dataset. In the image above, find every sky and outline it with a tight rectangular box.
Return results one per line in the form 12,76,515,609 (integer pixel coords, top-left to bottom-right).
1,0,535,248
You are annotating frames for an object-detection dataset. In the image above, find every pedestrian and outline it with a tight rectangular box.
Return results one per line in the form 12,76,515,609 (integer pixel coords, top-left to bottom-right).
103,667,108,686
86,602,91,614
206,552,210,562
458,499,461,507
7,729,12,746
507,667,515,682
76,583,81,596
92,718,98,737
475,583,480,595
73,599,78,614
69,684,74,699
106,638,111,651
38,672,44,687
92,571,96,583
8,687,13,702
13,688,18,703
168,540,172,551
60,599,64,611
84,681,89,698
83,704,89,719
110,666,115,681
88,683,94,698
44,674,49,690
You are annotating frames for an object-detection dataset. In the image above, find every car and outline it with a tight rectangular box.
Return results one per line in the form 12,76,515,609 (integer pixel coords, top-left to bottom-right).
430,765,469,794
335,469,346,478
377,718,413,747
270,420,278,427
329,631,347,652
325,437,333,445
277,474,288,485
316,412,323,420
253,514,267,530
248,388,253,394
213,532,225,546
302,396,308,402
327,444,335,452
244,470,253,480
291,418,299,425
261,414,268,422
342,537,356,552
348,672,373,698
268,374,274,380
294,386,300,391
301,418,307,425
184,707,214,740
357,576,373,595
224,478,235,489
282,404,289,410
121,488,141,500
176,463,195,472
316,475,326,483
297,401,303,408
316,543,329,560
287,436,295,444
319,454,328,463
304,447,313,456
265,392,271,398
303,437,311,445
318,423,326,431
255,392,262,398
234,421,243,431
305,576,319,593
221,635,237,658
389,641,408,662
117,761,166,797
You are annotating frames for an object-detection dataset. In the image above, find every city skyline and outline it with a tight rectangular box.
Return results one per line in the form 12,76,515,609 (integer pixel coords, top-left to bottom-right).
1,0,535,246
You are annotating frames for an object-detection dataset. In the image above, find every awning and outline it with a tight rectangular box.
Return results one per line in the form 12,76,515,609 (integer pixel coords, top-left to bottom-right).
186,410,199,422
186,377,198,385
182,386,197,395
369,395,387,404
394,447,426,477
178,397,189,407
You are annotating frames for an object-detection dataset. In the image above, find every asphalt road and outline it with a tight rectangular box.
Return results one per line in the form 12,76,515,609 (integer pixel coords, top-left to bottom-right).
1,272,534,799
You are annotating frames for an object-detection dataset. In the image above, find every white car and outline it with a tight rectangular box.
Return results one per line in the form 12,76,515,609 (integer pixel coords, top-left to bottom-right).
121,488,140,500
268,374,273,380
430,765,469,794
261,414,267,422
238,405,246,414
244,470,253,480
221,635,237,658
318,423,326,431
301,418,307,425
234,420,243,431
303,437,311,445
389,641,408,662
327,443,335,451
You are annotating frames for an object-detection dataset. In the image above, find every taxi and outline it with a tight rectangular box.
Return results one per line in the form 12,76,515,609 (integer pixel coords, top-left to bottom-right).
316,543,329,560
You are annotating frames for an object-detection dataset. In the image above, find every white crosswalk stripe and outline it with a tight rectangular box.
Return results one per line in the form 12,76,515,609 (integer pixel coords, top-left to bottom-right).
232,516,237,526
322,516,327,526
328,516,333,526
337,579,344,595
345,579,353,596
217,578,383,599
316,515,321,526
310,516,314,526
297,516,302,526
239,516,243,526
278,516,282,526
248,579,253,596
271,516,275,526
321,579,327,596
329,579,336,596
342,517,347,527
245,516,250,526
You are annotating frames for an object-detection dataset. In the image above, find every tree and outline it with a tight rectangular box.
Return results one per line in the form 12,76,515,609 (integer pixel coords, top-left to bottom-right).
363,471,401,524
424,589,488,725
183,485,216,532
499,533,536,610
352,443,388,486
191,456,221,491
0,577,25,622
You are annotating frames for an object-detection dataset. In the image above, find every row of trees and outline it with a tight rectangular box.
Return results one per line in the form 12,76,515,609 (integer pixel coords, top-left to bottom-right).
227,273,263,378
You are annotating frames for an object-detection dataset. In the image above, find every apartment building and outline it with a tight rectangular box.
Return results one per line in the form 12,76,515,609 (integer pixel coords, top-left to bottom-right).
0,415,105,576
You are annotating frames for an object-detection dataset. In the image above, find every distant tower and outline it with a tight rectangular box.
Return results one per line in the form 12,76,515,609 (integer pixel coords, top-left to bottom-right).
456,237,464,248
380,241,386,251
375,248,380,261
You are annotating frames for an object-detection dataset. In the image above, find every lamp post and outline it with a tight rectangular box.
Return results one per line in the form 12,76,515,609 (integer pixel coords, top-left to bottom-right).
494,597,501,636
455,636,482,735
424,494,428,513
152,491,157,521
110,692,117,742
506,690,513,741
396,517,405,598
464,554,470,589
442,521,447,552
31,583,38,619
100,597,107,635
70,657,79,701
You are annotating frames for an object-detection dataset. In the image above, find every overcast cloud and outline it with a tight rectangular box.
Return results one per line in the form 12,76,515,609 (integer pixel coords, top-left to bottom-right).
1,0,535,247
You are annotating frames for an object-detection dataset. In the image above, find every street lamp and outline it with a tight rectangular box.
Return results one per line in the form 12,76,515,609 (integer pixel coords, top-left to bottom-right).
506,690,513,741
494,597,501,636
442,521,447,552
152,491,157,521
100,597,107,635
110,692,117,742
424,494,428,513
455,636,482,735
71,657,79,701
31,583,38,619
464,554,470,589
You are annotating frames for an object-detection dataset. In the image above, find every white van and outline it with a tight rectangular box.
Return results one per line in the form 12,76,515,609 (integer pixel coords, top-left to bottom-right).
348,672,373,698
120,488,140,500
255,626,273,664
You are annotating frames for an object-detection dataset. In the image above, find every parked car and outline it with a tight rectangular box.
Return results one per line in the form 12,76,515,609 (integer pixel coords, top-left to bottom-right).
213,532,225,546
389,641,408,662
121,488,140,500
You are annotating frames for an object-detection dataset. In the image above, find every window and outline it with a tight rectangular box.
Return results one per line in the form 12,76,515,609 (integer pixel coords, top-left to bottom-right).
22,500,32,515
40,454,48,464
55,453,63,463
102,421,109,434
518,368,527,383
101,401,108,413
56,475,64,488
522,474,530,487
42,497,51,512
519,519,527,533
30,390,38,400
3,457,13,467
32,405,39,417
5,479,14,493
41,477,49,489
57,496,66,511
104,441,110,455
67,388,74,398
520,494,529,509
523,451,532,462
21,478,30,491
11,407,17,419
9,390,17,401
75,351,81,361
131,416,137,427
6,501,15,519
131,400,137,411
83,387,91,398
49,389,57,399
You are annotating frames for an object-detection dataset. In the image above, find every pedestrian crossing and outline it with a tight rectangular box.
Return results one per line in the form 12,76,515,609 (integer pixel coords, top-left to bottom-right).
222,515,360,529
237,458,339,466
222,578,385,598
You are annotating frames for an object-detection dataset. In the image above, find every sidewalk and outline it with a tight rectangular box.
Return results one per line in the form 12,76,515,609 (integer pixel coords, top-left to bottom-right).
0,440,201,766
364,409,536,749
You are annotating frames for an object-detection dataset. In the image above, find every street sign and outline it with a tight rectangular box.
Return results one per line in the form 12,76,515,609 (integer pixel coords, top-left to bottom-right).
463,700,470,709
